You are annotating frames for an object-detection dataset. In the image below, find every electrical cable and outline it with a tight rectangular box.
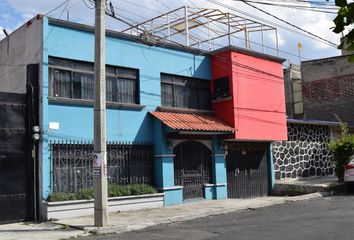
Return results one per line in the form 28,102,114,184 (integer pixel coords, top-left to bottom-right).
238,0,337,14
236,0,337,47
206,0,338,48
45,0,71,15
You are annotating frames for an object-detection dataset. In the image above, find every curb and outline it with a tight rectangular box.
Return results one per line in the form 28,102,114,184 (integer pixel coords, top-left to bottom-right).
70,192,329,236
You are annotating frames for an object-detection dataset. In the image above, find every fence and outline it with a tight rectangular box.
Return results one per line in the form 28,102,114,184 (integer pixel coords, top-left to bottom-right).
50,141,154,193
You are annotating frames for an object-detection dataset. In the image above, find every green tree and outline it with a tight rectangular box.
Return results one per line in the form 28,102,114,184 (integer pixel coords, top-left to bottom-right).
330,0,354,62
328,120,354,182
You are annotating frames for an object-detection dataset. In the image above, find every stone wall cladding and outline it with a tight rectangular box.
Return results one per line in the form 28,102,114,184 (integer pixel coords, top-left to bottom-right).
273,123,333,180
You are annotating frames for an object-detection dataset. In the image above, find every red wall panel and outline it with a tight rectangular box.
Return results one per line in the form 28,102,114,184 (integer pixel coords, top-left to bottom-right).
211,49,287,141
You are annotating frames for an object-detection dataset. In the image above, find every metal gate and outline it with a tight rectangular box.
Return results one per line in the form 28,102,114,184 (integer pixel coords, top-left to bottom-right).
226,142,269,198
174,141,212,200
0,92,30,223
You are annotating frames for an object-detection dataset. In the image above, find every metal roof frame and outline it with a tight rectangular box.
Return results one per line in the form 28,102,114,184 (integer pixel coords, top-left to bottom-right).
122,6,279,54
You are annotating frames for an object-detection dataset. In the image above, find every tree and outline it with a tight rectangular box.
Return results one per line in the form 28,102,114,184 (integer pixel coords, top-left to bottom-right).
328,120,354,182
330,0,354,62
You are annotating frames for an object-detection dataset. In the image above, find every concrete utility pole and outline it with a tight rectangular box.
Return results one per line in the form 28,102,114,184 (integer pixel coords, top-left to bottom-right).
93,0,108,227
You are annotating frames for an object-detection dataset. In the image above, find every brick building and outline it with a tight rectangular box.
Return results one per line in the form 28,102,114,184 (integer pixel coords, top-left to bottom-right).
285,54,354,124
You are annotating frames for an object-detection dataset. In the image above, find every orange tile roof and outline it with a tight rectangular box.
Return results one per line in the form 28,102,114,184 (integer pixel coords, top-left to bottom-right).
150,112,234,133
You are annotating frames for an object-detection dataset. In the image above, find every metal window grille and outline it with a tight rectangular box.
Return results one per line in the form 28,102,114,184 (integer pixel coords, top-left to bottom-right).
50,141,154,193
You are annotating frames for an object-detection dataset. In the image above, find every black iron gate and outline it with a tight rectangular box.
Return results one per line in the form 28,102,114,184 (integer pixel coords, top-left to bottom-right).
226,142,269,198
0,65,38,223
0,92,29,223
174,141,212,200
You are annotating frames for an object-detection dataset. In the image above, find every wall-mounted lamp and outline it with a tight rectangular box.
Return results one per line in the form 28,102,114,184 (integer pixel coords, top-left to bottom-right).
241,149,247,155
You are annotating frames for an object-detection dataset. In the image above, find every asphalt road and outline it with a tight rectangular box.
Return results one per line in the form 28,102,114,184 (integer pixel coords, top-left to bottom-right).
79,195,354,240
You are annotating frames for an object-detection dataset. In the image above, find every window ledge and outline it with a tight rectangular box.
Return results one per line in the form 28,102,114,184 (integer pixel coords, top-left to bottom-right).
211,96,232,103
48,97,145,111
157,106,214,115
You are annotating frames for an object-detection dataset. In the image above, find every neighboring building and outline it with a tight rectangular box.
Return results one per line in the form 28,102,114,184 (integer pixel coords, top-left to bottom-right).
0,14,287,222
301,54,354,125
278,48,354,182
283,64,302,119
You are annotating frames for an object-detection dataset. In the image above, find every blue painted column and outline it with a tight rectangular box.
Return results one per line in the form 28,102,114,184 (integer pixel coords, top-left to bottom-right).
153,119,183,206
268,143,275,193
205,137,227,200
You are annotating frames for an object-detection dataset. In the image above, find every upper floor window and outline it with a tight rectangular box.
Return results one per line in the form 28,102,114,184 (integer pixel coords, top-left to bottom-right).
213,77,230,99
161,73,210,110
48,57,139,104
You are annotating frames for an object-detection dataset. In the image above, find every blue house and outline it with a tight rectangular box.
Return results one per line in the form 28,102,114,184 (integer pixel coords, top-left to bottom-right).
0,13,287,222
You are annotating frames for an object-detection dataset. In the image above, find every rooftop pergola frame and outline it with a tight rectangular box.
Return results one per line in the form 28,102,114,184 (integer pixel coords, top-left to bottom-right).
122,6,279,55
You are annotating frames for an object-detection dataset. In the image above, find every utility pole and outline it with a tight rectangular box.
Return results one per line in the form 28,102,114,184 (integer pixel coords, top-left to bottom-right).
93,0,108,227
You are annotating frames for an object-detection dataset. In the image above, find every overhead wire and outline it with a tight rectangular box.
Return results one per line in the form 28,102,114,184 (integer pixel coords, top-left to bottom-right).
236,0,337,47
45,0,71,15
3,0,349,109
0,0,73,67
103,1,353,110
184,0,310,61
206,0,338,48
238,0,338,14
31,0,72,63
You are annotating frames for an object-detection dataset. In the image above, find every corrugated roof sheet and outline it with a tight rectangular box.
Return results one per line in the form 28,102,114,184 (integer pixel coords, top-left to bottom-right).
150,112,234,132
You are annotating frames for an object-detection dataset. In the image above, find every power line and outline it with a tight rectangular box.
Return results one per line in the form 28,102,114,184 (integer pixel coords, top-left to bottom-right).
236,0,337,47
184,0,310,61
238,0,338,14
104,3,352,109
45,0,71,15
206,0,338,48
31,0,72,63
82,0,95,9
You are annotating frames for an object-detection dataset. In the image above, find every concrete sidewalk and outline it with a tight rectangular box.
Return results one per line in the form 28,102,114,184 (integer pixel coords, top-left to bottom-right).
0,221,86,240
273,176,338,195
0,193,327,240
276,175,338,187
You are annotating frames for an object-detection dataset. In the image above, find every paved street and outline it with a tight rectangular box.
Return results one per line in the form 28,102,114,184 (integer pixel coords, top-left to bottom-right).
78,194,354,240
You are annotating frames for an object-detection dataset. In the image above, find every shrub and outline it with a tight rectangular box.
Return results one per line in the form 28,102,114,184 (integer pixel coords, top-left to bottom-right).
127,184,157,195
328,120,354,182
108,184,131,197
47,184,157,202
46,192,77,202
76,188,94,200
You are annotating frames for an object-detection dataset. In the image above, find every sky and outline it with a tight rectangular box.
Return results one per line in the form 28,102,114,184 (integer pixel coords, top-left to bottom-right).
0,0,342,66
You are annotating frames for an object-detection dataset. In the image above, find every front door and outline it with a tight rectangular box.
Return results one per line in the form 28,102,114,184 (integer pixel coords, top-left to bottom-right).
0,92,31,223
174,141,212,200
227,142,269,198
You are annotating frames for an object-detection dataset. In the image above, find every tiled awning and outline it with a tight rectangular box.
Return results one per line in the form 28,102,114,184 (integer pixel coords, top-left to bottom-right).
150,111,234,134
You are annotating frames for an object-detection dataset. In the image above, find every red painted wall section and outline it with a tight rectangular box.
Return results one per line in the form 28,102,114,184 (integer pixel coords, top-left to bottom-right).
211,50,288,141
211,52,235,128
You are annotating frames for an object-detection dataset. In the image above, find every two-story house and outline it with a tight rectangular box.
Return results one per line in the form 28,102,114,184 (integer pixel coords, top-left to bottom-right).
0,13,287,222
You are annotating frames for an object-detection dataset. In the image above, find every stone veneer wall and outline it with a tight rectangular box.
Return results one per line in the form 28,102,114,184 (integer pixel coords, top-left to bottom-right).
273,123,333,180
